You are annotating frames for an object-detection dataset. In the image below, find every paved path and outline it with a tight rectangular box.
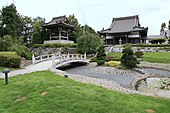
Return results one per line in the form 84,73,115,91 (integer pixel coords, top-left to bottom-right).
0,60,53,78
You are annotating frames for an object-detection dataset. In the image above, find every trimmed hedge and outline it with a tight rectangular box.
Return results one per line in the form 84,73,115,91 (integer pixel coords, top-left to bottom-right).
132,44,170,47
33,43,77,48
0,52,21,68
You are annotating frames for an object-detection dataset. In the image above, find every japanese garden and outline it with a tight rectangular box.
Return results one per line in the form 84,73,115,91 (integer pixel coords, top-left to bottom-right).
0,3,170,113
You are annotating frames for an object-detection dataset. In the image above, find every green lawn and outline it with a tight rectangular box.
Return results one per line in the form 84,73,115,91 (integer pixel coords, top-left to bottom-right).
0,66,19,72
107,52,170,64
142,52,170,64
0,71,169,113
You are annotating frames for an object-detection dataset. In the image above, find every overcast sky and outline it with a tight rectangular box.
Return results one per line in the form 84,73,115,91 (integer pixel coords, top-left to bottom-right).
1,0,170,35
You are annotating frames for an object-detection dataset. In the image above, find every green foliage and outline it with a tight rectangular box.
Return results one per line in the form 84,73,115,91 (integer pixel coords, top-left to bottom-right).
0,35,32,60
149,38,166,44
168,39,170,44
32,21,43,44
77,33,103,54
0,4,22,37
33,43,77,48
68,14,83,42
90,57,97,62
133,44,170,47
121,47,139,69
96,45,106,65
0,52,21,68
135,51,144,58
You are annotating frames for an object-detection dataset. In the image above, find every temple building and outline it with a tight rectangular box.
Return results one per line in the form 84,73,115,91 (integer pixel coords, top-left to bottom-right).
98,15,148,45
43,15,75,44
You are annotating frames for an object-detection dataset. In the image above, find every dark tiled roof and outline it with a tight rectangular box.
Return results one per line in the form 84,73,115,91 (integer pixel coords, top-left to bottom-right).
43,15,74,28
98,15,147,34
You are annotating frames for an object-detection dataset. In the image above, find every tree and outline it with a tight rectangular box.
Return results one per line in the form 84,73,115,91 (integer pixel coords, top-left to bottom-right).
68,14,83,42
160,23,166,35
82,24,96,34
96,45,106,65
32,21,43,44
76,33,103,54
1,4,22,38
120,47,139,69
20,16,34,43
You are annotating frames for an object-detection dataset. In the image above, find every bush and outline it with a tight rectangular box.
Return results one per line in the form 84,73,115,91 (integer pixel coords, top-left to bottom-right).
0,52,21,68
90,57,97,62
76,33,103,54
96,45,106,65
149,38,166,44
96,60,105,65
33,43,77,48
168,39,170,44
135,51,144,58
133,44,170,47
106,61,120,67
120,47,139,69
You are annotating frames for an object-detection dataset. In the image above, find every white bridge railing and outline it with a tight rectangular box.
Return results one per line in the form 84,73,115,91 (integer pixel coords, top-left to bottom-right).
52,53,87,67
32,53,87,67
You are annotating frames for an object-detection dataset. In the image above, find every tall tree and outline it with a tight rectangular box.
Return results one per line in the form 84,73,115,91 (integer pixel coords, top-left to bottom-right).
32,21,43,44
160,23,166,35
76,32,103,54
68,14,83,42
1,4,21,38
168,20,170,30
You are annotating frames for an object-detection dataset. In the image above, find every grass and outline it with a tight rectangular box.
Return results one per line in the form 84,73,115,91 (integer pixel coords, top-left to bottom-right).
0,71,169,113
142,52,170,64
107,52,170,64
107,52,122,59
0,66,19,72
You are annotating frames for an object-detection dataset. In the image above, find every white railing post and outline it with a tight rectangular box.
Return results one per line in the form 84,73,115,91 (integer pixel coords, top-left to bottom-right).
52,55,55,67
67,52,70,60
32,53,35,64
84,52,87,59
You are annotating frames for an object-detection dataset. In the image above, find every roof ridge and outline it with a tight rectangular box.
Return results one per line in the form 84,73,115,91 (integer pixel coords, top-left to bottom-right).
113,15,138,20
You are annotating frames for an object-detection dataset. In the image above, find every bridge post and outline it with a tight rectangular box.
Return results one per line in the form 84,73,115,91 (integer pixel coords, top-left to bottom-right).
84,52,87,59
32,53,35,64
52,54,55,67
67,52,69,61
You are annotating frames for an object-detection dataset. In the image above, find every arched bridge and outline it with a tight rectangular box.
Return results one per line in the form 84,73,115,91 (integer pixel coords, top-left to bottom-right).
32,53,89,68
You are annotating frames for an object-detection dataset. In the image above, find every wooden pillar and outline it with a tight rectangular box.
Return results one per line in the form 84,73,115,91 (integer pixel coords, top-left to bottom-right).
126,35,128,43
67,32,68,40
50,30,51,40
59,28,61,40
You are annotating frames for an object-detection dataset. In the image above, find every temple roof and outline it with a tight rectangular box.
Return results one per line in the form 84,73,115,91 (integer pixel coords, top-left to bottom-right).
98,15,148,34
43,15,75,28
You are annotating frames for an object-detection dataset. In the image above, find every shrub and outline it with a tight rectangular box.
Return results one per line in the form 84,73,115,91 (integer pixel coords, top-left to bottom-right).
135,51,144,58
133,44,170,47
106,61,120,67
76,33,103,54
168,39,170,44
149,38,166,44
90,57,97,62
33,43,77,48
0,52,21,68
96,60,105,65
120,47,139,69
96,45,106,65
